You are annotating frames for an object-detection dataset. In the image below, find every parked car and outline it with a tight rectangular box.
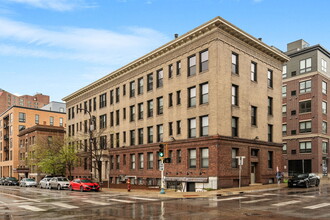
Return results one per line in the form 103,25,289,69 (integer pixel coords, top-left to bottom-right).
0,177,5,185
39,177,53,189
69,178,100,192
288,173,320,188
49,177,70,190
3,177,19,186
19,178,37,187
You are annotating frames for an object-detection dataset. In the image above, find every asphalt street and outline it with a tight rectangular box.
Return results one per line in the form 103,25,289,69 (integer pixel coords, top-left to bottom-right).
0,184,330,219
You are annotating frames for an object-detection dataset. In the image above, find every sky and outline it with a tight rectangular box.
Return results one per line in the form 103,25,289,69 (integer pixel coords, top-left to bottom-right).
0,0,329,102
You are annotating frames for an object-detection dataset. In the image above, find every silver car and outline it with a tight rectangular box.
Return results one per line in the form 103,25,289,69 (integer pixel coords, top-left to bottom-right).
39,177,52,189
20,178,37,187
49,177,70,190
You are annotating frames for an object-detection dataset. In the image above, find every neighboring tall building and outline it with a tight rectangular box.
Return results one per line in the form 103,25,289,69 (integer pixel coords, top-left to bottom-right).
0,106,66,178
63,17,289,190
0,89,50,114
282,39,330,177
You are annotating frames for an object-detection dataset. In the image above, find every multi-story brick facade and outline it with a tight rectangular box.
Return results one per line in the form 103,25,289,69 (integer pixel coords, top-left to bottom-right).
282,39,330,177
0,89,50,114
63,17,289,190
0,106,66,178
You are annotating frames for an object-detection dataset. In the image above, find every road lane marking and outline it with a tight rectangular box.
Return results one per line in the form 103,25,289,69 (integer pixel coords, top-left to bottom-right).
18,205,45,212
241,198,271,204
0,201,5,204
272,200,301,207
262,193,277,196
130,197,159,201
0,192,40,202
244,195,266,198
52,202,79,209
108,198,135,203
304,203,330,209
213,197,246,201
83,200,109,206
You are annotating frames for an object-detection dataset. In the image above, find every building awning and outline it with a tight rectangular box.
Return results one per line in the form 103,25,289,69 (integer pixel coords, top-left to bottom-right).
165,177,208,183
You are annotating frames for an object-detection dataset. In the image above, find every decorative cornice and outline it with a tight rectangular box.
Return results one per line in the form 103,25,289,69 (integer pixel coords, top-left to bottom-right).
63,16,289,102
18,125,65,137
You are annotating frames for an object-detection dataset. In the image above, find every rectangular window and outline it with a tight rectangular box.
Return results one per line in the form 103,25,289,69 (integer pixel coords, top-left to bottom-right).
300,58,312,73
322,142,328,154
188,55,196,76
110,90,114,105
299,141,312,153
116,155,120,169
99,93,107,108
116,110,120,125
168,93,173,107
232,117,238,137
188,86,196,107
322,59,327,72
138,77,143,95
200,49,208,72
147,126,153,143
168,122,173,136
147,100,153,117
130,105,135,122
282,144,287,154
138,103,143,120
123,108,126,120
138,153,144,169
322,121,327,134
231,53,239,74
200,115,208,136
267,69,273,88
110,134,114,148
130,154,136,169
147,73,153,91
99,114,107,129
176,90,181,105
156,69,163,88
322,101,327,114
110,112,114,127
177,149,182,163
282,105,287,117
35,114,39,124
116,133,120,148
177,120,181,135
282,124,287,136
123,84,126,96
322,81,327,94
268,124,273,142
147,152,153,169
189,149,196,168
116,87,120,103
19,112,26,123
268,97,273,116
59,118,63,127
282,86,287,98
157,97,163,115
176,61,181,75
49,117,54,126
251,62,257,81
188,118,196,138
299,100,311,113
232,148,238,168
168,64,173,78
200,82,208,104
201,148,209,168
92,98,96,111
130,130,135,146
300,80,312,93
130,81,135,98
138,128,143,145
157,124,163,142
100,135,107,149
268,151,273,168
232,85,238,106
282,65,287,78
251,106,257,126
123,131,126,143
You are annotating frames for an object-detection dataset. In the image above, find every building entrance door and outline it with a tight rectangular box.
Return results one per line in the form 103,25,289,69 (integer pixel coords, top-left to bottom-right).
251,163,256,184
187,182,195,192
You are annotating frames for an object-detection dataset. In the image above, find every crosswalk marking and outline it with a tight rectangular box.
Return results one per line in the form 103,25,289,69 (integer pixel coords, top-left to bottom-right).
82,200,109,206
272,200,301,207
304,203,330,210
130,197,159,201
262,193,277,196
0,192,40,202
213,196,246,201
18,205,45,212
108,198,135,203
241,198,271,204
52,202,79,209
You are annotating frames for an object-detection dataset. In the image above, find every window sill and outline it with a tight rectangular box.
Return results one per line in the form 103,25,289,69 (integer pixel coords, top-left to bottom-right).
231,72,239,76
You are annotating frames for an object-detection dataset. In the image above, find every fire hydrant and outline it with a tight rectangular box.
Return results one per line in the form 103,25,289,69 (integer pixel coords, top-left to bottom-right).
127,179,131,192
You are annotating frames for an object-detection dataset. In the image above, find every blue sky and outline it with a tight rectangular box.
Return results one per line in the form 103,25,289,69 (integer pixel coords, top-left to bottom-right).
0,0,329,102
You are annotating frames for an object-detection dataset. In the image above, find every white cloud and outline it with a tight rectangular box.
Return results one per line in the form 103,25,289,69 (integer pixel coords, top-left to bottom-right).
6,0,97,11
0,17,170,65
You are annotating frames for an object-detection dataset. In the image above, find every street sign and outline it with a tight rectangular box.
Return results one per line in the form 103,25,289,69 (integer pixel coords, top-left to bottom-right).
159,162,164,171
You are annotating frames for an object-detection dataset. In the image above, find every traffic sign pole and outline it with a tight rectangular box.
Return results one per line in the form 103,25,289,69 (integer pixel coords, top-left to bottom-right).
160,159,165,194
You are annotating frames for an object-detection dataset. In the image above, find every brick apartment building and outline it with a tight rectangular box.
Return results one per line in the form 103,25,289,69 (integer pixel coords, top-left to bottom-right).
63,16,289,190
282,39,330,177
0,106,66,178
0,89,50,114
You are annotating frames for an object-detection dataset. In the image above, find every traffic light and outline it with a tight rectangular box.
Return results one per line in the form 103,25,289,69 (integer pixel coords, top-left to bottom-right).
158,144,165,158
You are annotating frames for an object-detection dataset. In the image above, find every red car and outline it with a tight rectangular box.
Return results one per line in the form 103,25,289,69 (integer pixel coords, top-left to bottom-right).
69,178,100,192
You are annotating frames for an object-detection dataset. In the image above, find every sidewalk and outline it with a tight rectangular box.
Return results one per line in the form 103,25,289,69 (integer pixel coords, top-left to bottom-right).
101,182,287,198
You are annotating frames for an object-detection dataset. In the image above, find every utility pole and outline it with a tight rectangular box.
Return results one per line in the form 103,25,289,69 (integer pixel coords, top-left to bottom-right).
235,156,245,188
